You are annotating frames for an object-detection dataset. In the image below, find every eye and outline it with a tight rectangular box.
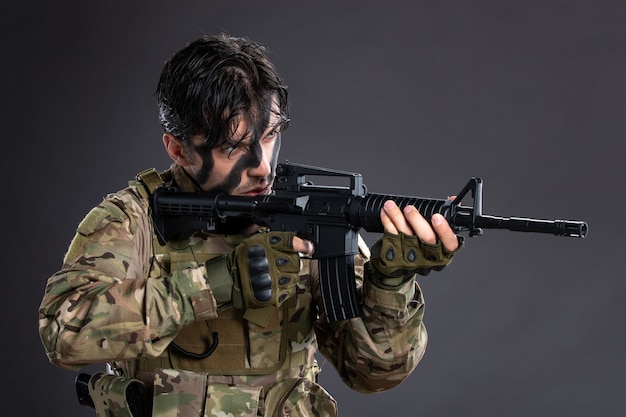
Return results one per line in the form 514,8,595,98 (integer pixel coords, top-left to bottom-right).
264,130,279,141
262,117,288,142
220,140,251,159
219,142,237,155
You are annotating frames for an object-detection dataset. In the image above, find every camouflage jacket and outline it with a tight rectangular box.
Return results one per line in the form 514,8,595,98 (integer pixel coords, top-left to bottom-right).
39,164,428,416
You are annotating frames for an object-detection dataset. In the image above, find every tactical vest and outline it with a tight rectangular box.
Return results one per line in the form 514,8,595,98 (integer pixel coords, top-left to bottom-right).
100,168,334,417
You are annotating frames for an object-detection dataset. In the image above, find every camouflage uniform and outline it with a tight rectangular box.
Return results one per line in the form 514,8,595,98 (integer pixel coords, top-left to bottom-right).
39,164,428,417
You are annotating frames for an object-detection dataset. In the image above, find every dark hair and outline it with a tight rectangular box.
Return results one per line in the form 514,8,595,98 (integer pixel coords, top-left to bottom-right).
155,34,289,150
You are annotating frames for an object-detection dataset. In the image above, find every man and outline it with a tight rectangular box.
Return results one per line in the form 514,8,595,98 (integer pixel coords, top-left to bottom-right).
39,34,461,417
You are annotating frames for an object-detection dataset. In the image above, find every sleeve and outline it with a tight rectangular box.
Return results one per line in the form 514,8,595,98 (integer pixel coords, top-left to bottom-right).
313,238,427,393
38,190,218,371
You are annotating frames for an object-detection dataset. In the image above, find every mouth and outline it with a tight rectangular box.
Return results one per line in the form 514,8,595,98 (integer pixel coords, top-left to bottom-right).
240,185,271,196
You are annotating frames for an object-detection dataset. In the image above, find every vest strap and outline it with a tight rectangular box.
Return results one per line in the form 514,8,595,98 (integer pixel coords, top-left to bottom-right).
204,254,234,306
134,168,169,198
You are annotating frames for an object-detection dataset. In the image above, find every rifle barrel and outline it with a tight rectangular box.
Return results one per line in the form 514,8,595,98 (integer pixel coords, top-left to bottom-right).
454,213,588,238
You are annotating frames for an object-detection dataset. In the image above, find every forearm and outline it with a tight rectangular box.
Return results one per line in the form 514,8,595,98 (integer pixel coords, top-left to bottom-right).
314,264,427,393
39,261,215,370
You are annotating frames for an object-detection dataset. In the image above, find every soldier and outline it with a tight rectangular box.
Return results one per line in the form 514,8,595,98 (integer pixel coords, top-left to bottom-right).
39,34,462,417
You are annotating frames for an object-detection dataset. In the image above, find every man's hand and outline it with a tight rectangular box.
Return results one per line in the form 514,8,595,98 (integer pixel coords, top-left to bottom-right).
292,236,314,257
205,231,314,309
232,231,313,309
369,200,463,287
381,200,459,252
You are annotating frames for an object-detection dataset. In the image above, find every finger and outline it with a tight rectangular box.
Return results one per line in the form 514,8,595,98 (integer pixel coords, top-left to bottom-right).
382,200,413,235
380,203,398,235
293,236,314,256
403,205,437,244
431,213,459,251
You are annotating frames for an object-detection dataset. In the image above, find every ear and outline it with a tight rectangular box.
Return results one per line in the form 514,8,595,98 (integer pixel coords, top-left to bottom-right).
163,133,192,166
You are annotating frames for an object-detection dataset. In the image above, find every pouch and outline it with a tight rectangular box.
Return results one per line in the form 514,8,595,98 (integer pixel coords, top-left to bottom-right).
151,368,263,417
263,377,337,417
88,372,148,417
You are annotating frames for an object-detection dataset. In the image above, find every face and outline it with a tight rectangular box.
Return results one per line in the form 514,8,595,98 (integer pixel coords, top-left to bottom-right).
167,100,284,196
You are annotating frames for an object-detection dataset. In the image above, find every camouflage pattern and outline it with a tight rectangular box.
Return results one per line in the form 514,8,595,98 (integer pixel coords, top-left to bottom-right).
88,372,148,417
205,378,262,417
263,378,337,417
38,163,428,416
150,368,263,417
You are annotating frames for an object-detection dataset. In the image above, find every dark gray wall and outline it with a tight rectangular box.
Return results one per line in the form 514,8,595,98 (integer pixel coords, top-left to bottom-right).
3,1,624,415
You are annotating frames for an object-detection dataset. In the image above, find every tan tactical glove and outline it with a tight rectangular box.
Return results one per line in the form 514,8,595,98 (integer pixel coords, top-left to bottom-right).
205,231,301,309
368,231,463,288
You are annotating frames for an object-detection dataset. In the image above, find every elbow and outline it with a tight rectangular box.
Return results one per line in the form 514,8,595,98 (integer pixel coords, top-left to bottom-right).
46,350,85,372
346,359,419,394
39,314,88,371
344,333,427,394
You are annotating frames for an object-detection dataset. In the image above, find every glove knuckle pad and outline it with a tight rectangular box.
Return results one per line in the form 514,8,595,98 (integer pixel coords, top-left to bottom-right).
248,244,266,258
254,287,272,302
370,232,458,283
276,257,290,267
235,232,300,309
267,231,295,251
248,254,269,275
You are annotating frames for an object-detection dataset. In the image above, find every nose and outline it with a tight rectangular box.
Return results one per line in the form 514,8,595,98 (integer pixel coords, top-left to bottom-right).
246,148,271,180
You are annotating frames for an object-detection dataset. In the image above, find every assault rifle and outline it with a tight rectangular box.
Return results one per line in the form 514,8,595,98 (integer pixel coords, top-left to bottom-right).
151,162,588,323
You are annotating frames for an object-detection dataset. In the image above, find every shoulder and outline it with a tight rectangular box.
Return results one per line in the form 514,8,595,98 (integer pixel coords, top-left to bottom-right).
74,188,146,238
